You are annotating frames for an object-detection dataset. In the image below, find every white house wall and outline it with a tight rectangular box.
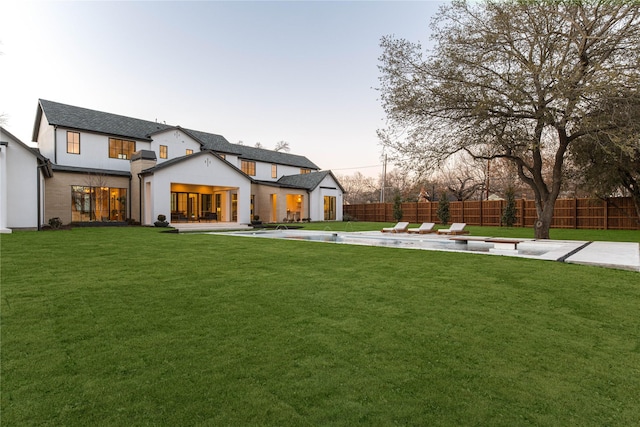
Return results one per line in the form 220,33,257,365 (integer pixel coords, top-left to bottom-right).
0,143,8,232
146,153,252,225
148,129,202,163
309,175,344,221
3,136,41,229
273,164,306,180
35,115,55,160
53,128,151,172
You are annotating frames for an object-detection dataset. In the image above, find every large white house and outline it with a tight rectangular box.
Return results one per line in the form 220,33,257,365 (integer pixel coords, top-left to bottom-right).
0,100,344,231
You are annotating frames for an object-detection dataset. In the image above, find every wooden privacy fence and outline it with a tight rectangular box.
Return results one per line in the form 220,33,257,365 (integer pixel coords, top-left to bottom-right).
343,197,639,230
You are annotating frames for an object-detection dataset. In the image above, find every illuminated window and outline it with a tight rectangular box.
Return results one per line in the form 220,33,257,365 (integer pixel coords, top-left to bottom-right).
67,131,80,154
160,145,168,159
241,160,256,176
109,138,136,159
300,168,311,174
271,164,277,178
186,149,193,155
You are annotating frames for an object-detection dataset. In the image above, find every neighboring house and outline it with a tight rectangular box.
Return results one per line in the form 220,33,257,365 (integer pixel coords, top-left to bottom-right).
19,99,343,229
0,127,53,233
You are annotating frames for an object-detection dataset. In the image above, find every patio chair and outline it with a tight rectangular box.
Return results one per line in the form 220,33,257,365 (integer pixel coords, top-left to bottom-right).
407,222,436,234
381,222,410,233
436,222,469,235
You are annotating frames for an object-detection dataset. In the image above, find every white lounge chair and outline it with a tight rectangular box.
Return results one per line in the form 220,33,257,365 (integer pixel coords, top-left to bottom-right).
436,222,469,235
407,222,436,234
381,222,410,233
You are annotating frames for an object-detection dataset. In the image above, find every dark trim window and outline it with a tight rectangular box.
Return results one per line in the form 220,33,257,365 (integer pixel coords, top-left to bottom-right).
71,185,127,222
271,164,277,178
67,131,80,154
300,168,311,174
241,160,256,176
109,138,136,159
186,149,194,155
160,145,168,159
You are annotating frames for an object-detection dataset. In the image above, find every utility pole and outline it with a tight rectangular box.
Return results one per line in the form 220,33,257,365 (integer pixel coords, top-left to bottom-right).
380,153,387,203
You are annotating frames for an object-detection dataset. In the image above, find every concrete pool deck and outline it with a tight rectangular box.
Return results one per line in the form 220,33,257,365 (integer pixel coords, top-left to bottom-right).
563,241,639,272
178,223,639,272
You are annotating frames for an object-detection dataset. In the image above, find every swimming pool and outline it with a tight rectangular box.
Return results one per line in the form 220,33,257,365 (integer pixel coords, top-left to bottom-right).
211,229,585,261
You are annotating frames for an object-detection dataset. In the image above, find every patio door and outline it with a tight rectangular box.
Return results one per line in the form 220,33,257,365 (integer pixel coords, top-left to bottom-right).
187,193,198,220
324,196,336,220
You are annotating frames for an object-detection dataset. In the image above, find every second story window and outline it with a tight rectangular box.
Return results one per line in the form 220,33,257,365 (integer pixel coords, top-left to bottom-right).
186,149,193,155
109,138,136,160
67,131,80,154
160,145,168,159
271,164,277,178
241,160,256,176
300,168,311,174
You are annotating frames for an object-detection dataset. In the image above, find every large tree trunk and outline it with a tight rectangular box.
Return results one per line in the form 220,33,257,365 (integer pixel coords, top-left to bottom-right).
534,198,556,239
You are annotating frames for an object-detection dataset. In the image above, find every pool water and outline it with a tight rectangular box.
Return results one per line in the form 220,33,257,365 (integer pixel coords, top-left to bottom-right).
215,229,553,258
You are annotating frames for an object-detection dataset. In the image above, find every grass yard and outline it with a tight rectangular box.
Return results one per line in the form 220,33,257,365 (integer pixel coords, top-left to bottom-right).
1,226,639,425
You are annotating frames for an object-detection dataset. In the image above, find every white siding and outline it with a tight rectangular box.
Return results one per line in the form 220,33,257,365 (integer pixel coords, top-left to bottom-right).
2,133,42,228
53,128,151,171
149,129,202,163
145,153,252,225
309,175,344,221
35,115,55,160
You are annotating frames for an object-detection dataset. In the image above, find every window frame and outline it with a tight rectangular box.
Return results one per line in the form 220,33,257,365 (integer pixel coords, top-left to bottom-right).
186,149,194,155
159,145,168,159
108,138,136,160
241,160,256,176
271,164,277,179
67,131,80,154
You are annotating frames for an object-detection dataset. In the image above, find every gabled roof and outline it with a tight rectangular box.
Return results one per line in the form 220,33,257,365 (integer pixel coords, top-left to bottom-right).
138,149,251,182
34,99,320,170
1,126,53,177
275,170,345,192
185,128,319,169
34,99,173,142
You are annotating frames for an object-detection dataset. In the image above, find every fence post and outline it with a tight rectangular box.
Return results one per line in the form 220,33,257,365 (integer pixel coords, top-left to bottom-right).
604,198,608,230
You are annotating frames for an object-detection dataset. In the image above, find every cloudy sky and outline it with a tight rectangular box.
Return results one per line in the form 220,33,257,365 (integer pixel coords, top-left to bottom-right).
1,1,442,177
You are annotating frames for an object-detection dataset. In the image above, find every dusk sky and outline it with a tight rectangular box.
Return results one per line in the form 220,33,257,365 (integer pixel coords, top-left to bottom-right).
2,1,443,177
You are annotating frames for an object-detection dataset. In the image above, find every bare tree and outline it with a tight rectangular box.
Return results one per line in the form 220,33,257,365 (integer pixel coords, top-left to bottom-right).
274,141,291,152
339,172,379,204
378,1,640,238
436,154,486,201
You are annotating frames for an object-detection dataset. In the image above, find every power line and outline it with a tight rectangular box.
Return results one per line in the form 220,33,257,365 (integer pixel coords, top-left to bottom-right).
329,164,382,171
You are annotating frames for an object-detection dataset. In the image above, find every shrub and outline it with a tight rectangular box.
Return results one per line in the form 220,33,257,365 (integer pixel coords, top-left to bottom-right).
437,192,450,225
154,214,169,227
393,194,403,222
48,217,62,229
501,186,517,227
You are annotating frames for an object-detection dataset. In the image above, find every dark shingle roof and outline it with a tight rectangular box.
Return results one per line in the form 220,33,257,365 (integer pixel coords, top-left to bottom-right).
38,99,172,141
276,170,343,191
36,99,320,169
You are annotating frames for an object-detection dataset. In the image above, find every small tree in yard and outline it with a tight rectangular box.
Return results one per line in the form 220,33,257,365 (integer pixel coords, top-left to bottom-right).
437,191,450,225
501,187,518,227
393,194,403,222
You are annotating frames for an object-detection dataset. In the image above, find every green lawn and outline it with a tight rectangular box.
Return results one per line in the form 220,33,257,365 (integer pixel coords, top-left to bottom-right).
2,226,639,425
